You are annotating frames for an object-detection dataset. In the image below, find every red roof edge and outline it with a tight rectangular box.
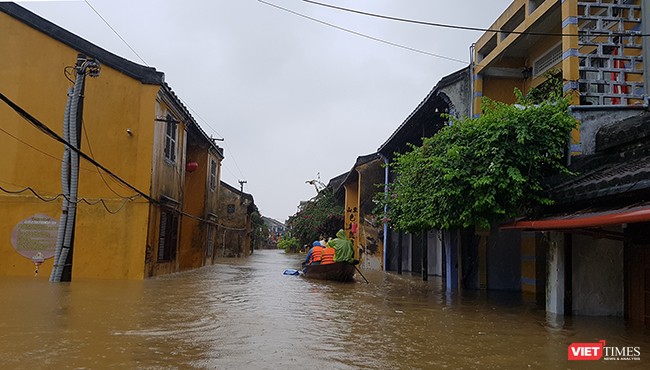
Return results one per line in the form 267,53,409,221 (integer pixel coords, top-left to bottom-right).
501,207,650,230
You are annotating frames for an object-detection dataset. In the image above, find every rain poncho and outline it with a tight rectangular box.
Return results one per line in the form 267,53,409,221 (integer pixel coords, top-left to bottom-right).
329,229,354,263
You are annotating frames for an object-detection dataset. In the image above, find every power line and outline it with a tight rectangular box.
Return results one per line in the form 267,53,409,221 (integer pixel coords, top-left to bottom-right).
83,0,149,66
257,0,467,64
83,0,247,182
81,122,137,199
0,183,141,214
0,91,157,204
171,94,247,179
301,0,649,38
0,92,243,225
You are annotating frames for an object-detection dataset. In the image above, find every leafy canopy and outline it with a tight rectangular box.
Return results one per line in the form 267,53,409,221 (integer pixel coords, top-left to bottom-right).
381,79,576,232
287,189,344,246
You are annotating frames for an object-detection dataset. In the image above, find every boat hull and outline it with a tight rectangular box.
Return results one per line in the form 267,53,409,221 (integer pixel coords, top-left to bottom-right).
302,262,355,282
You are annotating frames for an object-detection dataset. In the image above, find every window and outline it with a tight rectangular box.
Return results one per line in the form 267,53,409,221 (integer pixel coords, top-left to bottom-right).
209,159,217,192
206,226,215,257
164,114,177,162
158,209,178,261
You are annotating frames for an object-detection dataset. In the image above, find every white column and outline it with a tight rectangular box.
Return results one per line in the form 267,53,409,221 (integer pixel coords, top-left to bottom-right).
546,232,565,315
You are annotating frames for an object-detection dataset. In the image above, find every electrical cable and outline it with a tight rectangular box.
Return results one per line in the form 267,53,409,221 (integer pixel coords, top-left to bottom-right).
172,94,246,180
257,0,467,64
301,0,649,38
0,91,157,204
83,0,149,66
0,93,240,224
81,122,137,199
80,1,249,183
0,184,141,214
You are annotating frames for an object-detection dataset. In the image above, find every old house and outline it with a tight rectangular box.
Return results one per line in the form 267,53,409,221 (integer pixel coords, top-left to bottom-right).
474,0,650,325
339,153,384,271
216,181,255,258
0,3,223,280
378,67,472,287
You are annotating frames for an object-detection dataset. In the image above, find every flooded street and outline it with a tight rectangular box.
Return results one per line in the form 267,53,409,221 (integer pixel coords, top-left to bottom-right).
1,249,648,369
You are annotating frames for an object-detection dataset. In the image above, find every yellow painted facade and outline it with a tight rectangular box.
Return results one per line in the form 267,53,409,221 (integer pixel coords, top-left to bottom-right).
474,0,643,117
0,4,223,280
343,156,384,271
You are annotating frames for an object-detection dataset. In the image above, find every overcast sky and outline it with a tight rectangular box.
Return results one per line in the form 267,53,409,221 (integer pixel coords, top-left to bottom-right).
16,0,512,222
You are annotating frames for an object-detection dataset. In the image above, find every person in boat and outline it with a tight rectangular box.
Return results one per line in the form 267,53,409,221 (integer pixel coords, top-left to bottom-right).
304,241,324,266
328,229,354,263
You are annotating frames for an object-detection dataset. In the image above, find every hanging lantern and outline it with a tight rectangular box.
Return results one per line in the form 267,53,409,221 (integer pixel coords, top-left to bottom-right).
186,161,199,173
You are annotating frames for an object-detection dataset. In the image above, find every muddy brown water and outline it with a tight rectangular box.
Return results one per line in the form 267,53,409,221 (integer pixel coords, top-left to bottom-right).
0,249,647,369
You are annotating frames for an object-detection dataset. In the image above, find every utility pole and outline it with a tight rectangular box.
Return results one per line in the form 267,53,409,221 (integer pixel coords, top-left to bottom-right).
50,54,100,283
238,180,247,193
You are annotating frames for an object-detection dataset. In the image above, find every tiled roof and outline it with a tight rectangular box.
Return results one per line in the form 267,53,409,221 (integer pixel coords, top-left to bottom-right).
1,2,223,156
378,67,468,157
0,2,163,85
547,112,650,205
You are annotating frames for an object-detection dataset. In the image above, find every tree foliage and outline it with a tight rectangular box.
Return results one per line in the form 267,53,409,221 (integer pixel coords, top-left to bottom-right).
250,211,269,250
277,235,300,252
287,189,344,246
380,79,576,232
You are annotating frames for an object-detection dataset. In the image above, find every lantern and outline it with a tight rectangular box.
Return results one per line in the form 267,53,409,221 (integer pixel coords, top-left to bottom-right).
186,161,199,173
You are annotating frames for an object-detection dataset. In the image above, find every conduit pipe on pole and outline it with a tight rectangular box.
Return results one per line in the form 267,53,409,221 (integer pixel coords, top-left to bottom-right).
51,54,100,282
50,88,73,282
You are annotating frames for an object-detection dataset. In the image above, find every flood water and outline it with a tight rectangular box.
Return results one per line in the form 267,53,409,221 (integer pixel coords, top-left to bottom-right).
0,250,648,369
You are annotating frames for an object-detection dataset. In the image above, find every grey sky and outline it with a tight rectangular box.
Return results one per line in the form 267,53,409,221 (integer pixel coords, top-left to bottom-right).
16,0,512,222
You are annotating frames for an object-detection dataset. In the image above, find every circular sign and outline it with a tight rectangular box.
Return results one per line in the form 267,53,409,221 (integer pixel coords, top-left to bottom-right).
10,214,58,260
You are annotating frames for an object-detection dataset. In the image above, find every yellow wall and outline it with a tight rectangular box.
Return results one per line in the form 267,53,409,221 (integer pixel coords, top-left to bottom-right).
179,144,207,270
0,12,159,279
343,181,360,258
357,160,384,271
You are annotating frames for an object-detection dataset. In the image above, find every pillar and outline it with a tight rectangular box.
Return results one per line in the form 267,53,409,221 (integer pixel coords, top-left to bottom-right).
546,231,566,315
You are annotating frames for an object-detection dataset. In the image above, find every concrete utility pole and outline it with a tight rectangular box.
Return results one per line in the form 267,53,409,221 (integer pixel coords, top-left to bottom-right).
50,54,100,283
238,180,247,193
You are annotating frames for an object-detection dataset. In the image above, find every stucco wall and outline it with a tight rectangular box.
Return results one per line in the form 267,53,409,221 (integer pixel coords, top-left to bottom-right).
571,234,624,317
0,12,157,279
439,74,471,118
571,107,646,155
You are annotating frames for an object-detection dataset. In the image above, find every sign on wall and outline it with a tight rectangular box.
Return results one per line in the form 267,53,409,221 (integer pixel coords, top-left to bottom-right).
11,214,57,262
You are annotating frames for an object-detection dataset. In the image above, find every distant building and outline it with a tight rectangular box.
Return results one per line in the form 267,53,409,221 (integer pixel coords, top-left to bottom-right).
217,181,256,257
262,216,286,243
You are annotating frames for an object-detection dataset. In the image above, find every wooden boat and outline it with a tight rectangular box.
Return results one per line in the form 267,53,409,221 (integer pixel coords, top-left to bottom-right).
302,262,356,282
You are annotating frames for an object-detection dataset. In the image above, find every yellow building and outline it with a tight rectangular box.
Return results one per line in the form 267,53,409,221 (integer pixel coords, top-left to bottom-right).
473,0,645,298
341,154,384,271
473,0,643,117
0,3,223,280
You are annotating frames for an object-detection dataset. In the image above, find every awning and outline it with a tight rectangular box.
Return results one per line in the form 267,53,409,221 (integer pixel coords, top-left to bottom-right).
501,202,650,231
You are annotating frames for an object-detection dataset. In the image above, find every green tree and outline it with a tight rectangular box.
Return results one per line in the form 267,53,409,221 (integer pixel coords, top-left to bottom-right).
381,80,576,232
250,211,269,250
287,189,344,246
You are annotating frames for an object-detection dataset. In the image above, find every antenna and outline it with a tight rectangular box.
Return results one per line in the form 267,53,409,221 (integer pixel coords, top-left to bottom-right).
305,172,325,193
238,180,247,193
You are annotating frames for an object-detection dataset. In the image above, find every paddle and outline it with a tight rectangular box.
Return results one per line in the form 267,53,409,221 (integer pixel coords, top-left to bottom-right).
353,262,369,284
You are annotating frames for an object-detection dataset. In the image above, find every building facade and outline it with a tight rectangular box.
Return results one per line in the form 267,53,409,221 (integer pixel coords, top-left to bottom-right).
0,3,223,280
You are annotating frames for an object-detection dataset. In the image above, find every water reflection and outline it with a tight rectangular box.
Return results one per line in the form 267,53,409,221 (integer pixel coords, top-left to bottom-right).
0,250,647,369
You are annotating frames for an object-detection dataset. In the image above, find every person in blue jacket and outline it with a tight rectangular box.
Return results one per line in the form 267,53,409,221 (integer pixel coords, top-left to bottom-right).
303,240,324,268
